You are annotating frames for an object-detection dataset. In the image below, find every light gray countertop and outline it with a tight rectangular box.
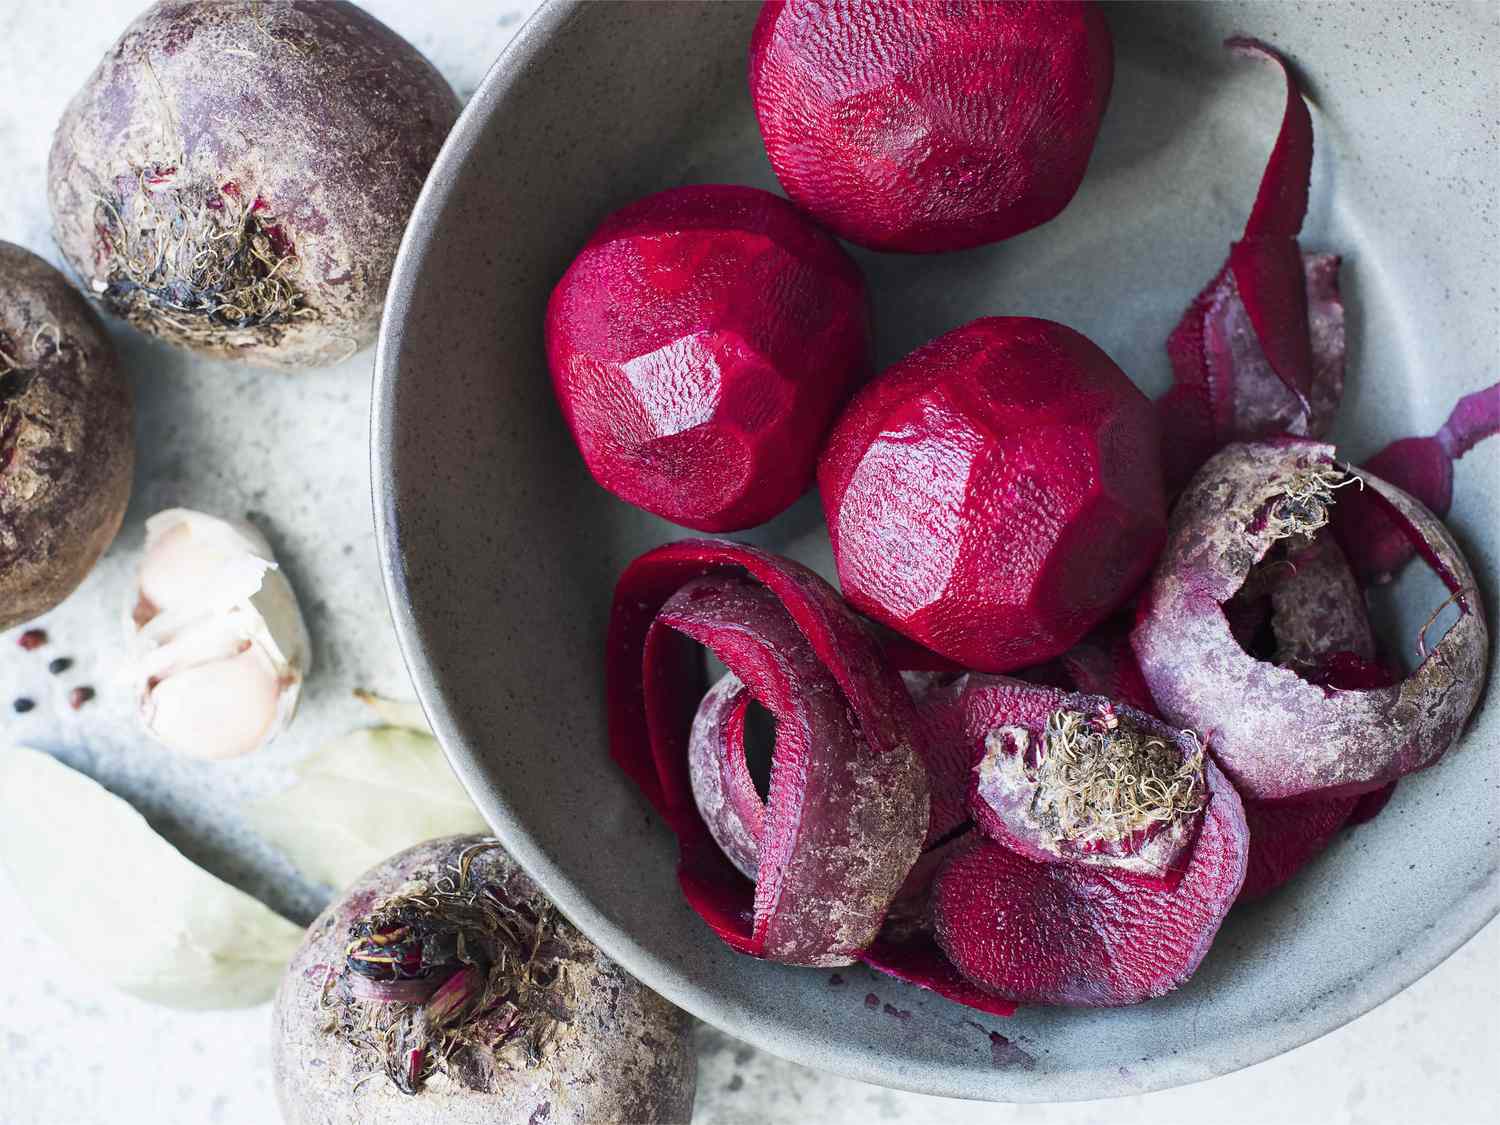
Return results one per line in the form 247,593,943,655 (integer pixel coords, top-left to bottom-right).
0,2,1493,1122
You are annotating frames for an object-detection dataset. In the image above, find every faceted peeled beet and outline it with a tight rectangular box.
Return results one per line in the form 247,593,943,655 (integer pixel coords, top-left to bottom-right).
1132,440,1489,801
607,540,928,967
819,317,1167,672
931,751,1247,1007
749,0,1113,253
546,185,870,531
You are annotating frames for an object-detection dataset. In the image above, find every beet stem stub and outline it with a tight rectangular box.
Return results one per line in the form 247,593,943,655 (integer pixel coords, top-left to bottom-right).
1006,706,1205,854
323,841,573,1096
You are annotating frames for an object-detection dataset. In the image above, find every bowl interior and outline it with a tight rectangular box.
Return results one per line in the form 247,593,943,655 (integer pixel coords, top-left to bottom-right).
374,0,1498,1100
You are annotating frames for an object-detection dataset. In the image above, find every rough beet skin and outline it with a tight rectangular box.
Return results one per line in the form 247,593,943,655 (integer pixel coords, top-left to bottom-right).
1132,440,1489,801
273,836,696,1125
608,540,928,967
750,0,1113,252
819,317,1166,672
547,185,871,531
49,1,459,368
1,241,134,629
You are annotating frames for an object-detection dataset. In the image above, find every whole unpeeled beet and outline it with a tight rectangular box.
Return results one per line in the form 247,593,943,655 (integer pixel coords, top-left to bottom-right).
546,184,870,531
819,317,1166,672
749,0,1113,252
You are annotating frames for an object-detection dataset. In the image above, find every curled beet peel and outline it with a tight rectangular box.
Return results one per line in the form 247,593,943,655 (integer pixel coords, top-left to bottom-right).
547,185,870,531
608,540,928,967
750,0,1113,253
1158,39,1346,492
1054,587,1393,901
1334,383,1500,583
819,317,1166,673
1133,440,1489,801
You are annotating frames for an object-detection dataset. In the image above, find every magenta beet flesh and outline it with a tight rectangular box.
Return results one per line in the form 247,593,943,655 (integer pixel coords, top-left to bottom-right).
819,317,1166,672
749,0,1113,253
931,753,1247,1007
1237,795,1356,901
546,185,871,531
1132,440,1490,801
607,540,927,967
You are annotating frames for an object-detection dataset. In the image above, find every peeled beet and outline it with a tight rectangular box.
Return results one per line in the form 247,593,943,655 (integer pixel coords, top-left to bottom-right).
1132,440,1489,801
547,185,870,531
608,540,927,967
819,317,1166,672
749,0,1113,253
931,751,1247,1007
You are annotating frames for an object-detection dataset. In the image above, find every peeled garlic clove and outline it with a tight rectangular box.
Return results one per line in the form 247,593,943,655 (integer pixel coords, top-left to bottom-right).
130,509,310,759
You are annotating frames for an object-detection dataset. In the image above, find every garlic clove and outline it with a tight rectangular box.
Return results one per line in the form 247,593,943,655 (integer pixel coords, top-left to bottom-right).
145,645,283,760
129,509,310,759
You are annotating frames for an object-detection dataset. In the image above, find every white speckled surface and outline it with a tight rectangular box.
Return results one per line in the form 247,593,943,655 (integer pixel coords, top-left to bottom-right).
0,2,1494,1122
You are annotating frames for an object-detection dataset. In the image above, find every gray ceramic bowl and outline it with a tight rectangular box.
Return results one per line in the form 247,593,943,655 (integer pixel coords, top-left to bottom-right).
373,0,1498,1101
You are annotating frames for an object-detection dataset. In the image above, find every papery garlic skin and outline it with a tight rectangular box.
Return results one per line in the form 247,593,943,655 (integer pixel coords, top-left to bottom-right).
129,509,310,759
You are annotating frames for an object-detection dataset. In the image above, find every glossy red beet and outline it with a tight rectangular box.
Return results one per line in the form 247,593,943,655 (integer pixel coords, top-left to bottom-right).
546,185,870,531
931,752,1246,1007
819,317,1166,672
749,0,1113,253
608,540,927,967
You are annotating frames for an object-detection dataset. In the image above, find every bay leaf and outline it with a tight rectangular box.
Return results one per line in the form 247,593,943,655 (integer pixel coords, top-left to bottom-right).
353,689,432,734
247,726,487,889
0,746,303,1009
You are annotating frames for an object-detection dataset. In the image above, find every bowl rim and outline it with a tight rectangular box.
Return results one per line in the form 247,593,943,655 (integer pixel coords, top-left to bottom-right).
371,0,1499,1100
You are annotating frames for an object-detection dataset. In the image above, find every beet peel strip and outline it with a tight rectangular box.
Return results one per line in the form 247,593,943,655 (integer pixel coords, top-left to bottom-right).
608,539,928,967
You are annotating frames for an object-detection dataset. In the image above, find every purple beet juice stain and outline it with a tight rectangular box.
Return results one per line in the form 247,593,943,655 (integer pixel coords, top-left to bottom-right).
987,1031,1036,1071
